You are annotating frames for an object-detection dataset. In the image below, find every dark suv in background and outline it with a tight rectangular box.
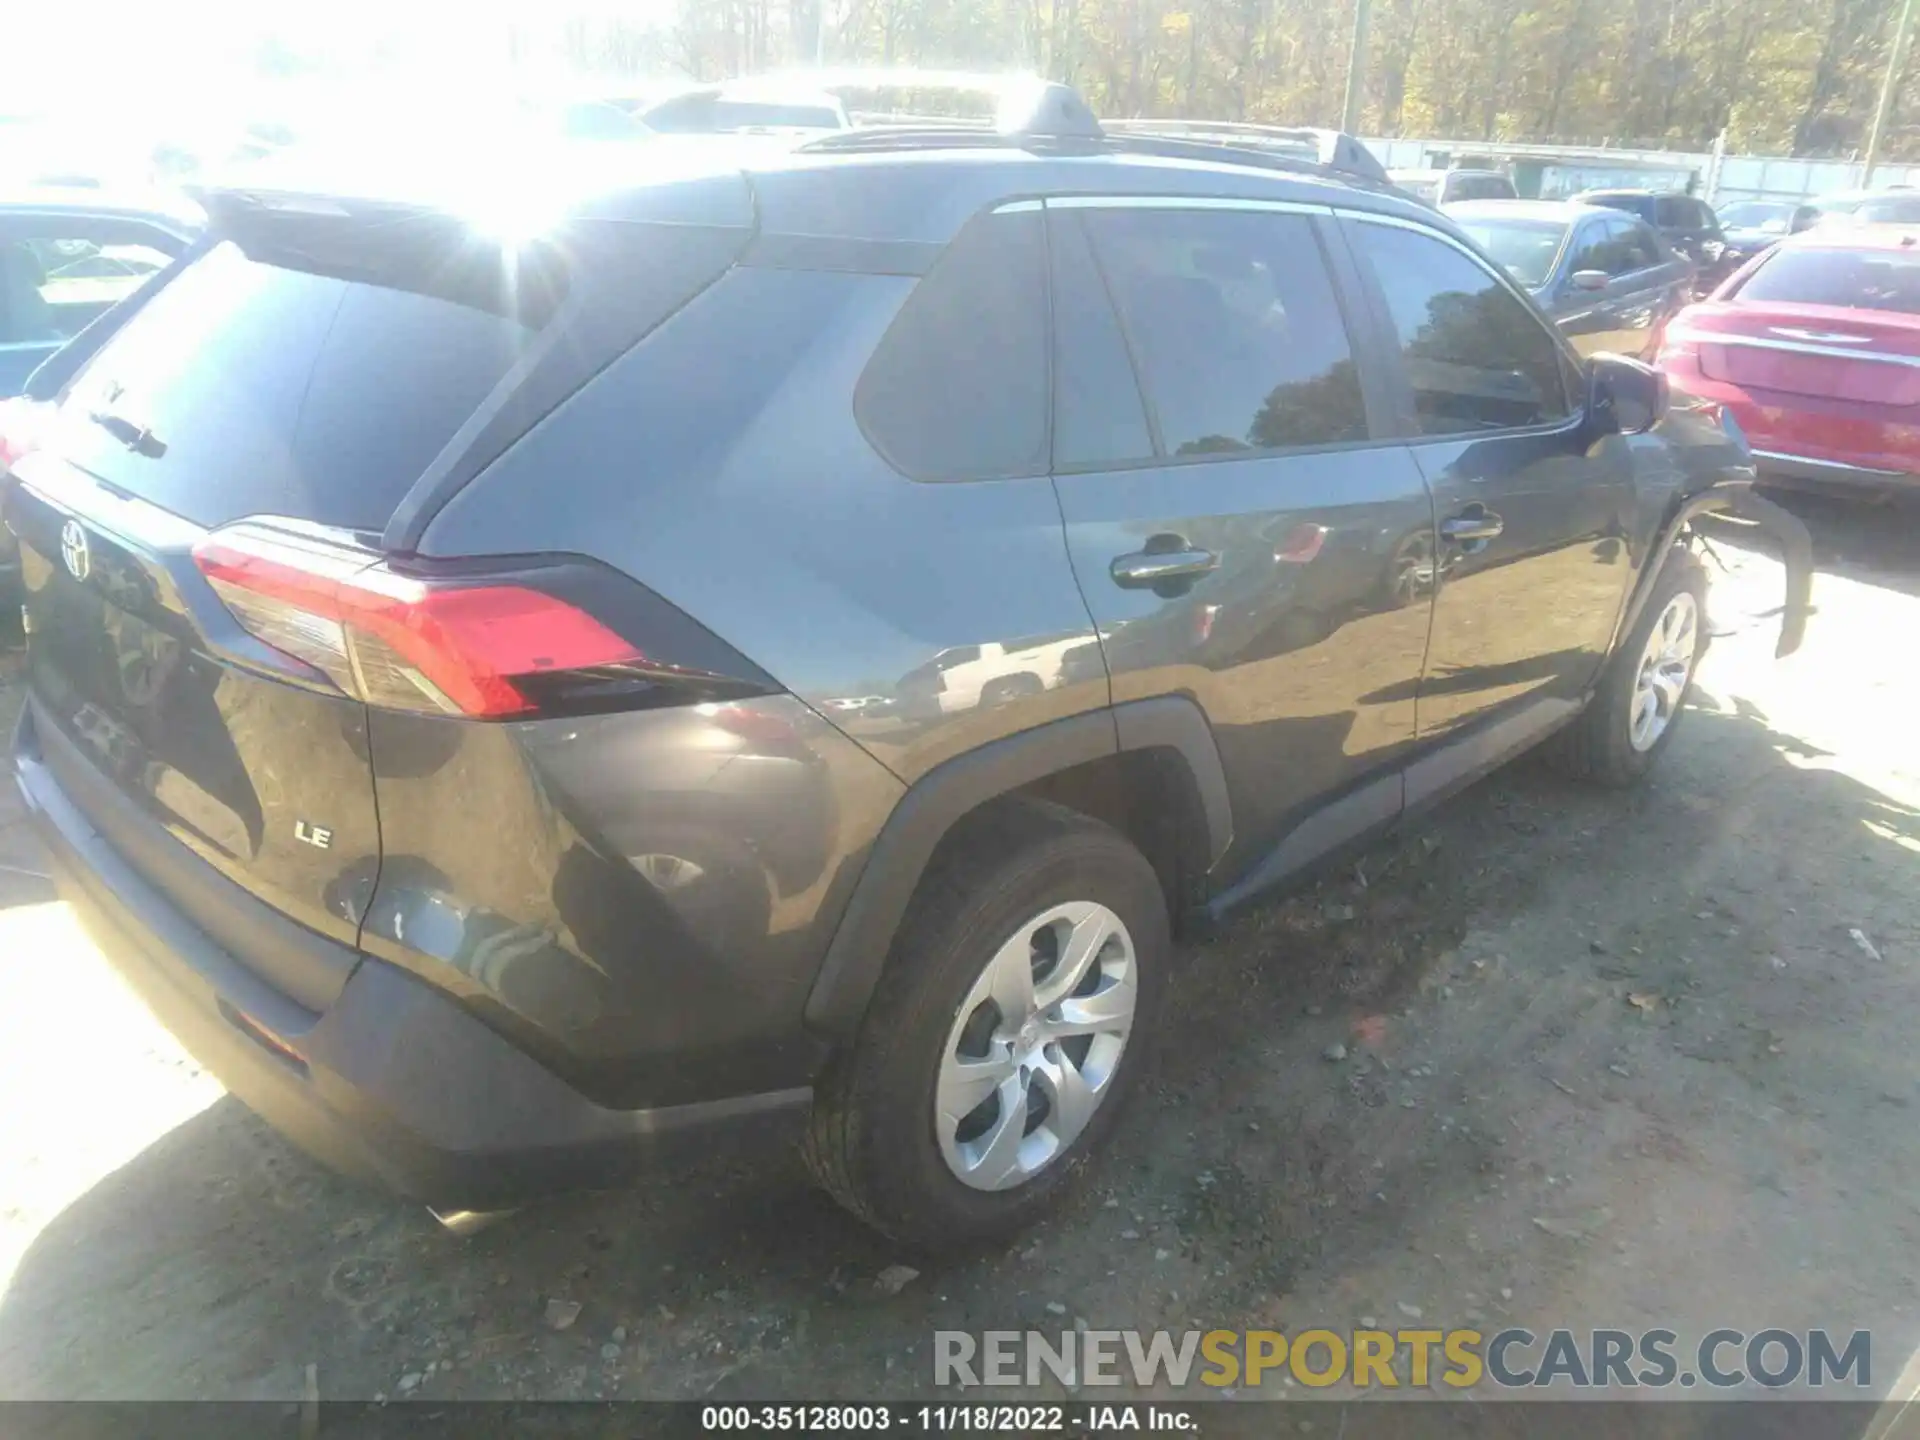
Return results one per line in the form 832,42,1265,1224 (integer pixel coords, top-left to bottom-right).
1574,188,1732,292
4,87,1810,1249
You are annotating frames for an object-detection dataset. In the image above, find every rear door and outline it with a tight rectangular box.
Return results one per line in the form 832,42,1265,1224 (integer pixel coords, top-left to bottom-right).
1342,214,1634,752
6,216,577,1005
1046,198,1436,879
0,212,186,396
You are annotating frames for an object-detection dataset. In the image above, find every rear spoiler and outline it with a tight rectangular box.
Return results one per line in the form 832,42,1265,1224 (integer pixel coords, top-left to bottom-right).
1630,477,1813,661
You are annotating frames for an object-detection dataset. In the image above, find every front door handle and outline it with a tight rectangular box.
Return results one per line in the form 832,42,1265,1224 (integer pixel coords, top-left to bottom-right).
1110,545,1220,588
1440,509,1504,543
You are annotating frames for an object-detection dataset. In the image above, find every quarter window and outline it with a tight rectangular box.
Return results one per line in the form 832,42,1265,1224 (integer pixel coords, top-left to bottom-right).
1351,221,1574,436
855,208,1049,481
1078,207,1369,458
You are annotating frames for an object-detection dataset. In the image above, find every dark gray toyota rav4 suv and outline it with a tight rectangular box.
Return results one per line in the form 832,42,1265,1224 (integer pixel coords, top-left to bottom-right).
4,87,1809,1250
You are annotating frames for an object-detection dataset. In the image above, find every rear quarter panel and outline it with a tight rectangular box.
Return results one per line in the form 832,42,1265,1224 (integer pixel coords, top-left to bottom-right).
396,264,1112,1099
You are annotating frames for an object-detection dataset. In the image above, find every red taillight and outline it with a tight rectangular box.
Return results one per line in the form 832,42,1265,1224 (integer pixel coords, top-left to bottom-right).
192,522,642,718
1275,523,1329,564
0,398,49,473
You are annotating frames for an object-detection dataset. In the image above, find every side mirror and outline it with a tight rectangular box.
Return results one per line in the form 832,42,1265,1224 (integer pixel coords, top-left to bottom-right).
1569,269,1610,292
1588,353,1668,436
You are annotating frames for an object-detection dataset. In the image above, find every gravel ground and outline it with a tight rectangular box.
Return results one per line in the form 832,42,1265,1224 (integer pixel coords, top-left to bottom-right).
2,495,1919,1414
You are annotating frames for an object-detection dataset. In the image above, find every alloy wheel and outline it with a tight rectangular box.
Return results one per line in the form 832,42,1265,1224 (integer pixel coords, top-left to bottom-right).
1630,591,1699,752
934,901,1138,1191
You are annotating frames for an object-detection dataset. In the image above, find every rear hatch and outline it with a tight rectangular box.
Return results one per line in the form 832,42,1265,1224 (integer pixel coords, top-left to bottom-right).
7,170,753,1012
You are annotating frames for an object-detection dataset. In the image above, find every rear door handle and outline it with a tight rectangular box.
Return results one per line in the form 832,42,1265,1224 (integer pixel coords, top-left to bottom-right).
1110,546,1220,588
1440,509,1504,543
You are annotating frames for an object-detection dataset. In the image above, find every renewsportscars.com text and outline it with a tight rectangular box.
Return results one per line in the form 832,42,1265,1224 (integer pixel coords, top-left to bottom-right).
933,1327,1872,1391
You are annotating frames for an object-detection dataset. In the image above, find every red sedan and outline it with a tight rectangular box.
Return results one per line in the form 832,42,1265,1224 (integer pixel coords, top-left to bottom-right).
1657,225,1920,492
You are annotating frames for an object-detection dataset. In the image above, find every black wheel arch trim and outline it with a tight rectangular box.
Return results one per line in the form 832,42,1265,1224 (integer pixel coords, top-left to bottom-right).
803,696,1232,1039
1615,477,1812,661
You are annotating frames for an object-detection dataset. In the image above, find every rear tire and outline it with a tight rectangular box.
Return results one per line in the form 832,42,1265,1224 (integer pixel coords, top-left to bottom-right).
1547,548,1708,787
803,799,1167,1251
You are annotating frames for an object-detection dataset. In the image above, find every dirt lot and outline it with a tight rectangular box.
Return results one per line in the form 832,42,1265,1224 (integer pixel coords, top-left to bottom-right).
2,496,1919,1410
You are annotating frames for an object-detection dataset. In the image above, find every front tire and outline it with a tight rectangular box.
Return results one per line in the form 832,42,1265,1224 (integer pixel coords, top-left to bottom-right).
1548,547,1708,787
803,799,1167,1250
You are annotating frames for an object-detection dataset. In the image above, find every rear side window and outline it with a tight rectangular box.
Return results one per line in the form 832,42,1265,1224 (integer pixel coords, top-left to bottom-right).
855,209,1048,481
1351,220,1574,436
1079,207,1368,457
57,226,563,530
1050,208,1154,469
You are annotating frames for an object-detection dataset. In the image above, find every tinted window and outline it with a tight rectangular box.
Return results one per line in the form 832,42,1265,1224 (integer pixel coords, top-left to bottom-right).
1081,208,1367,457
57,229,562,529
1352,221,1573,436
1051,210,1154,469
1738,246,1920,315
855,209,1048,480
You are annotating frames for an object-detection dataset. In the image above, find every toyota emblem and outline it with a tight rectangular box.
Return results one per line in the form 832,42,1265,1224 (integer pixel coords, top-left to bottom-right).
60,519,90,582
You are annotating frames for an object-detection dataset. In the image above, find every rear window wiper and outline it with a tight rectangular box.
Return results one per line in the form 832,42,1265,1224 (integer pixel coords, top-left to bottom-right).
89,409,167,459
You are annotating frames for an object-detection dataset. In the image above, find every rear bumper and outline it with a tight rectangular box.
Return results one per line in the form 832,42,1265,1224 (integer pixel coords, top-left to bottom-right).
1751,449,1918,491
11,705,809,1212
1666,374,1918,488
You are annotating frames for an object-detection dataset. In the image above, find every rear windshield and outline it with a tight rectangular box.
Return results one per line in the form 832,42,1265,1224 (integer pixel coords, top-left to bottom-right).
1586,194,1656,222
1854,196,1920,225
1450,175,1515,201
1456,217,1566,287
1718,201,1796,232
1738,247,1920,315
54,218,564,530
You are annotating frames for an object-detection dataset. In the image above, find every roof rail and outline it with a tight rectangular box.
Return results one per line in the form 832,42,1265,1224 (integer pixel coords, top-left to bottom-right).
800,82,1388,185
1102,119,1389,185
806,77,1103,151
